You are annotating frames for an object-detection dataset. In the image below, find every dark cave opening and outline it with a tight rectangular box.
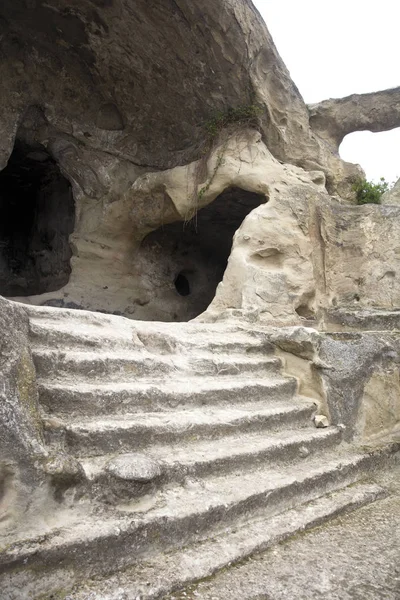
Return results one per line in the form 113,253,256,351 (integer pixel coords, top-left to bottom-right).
0,140,75,296
174,272,191,296
141,186,268,321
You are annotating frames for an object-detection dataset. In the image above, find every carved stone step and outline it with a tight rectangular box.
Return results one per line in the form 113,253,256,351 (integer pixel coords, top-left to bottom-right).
52,482,387,600
26,305,272,352
38,377,298,417
325,308,400,332
80,426,342,501
0,450,385,591
29,318,273,355
44,400,317,457
32,349,282,382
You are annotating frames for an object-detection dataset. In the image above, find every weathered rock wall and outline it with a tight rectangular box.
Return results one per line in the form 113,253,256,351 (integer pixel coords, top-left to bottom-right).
0,296,47,528
382,176,400,206
0,0,399,324
0,3,399,588
0,0,368,320
318,203,400,313
269,327,400,442
8,126,400,325
0,0,355,183
309,86,400,153
195,134,400,326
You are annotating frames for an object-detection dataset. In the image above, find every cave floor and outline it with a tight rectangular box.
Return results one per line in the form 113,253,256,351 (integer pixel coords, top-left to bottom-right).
166,460,400,600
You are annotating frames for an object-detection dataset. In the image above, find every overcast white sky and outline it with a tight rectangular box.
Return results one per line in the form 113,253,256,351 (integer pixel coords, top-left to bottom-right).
253,0,400,183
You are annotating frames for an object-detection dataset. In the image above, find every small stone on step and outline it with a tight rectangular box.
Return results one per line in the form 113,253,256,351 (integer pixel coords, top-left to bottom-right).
298,445,310,458
314,414,330,428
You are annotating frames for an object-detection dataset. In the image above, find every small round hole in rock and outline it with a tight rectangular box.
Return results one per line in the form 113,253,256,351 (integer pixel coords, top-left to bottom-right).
174,272,191,296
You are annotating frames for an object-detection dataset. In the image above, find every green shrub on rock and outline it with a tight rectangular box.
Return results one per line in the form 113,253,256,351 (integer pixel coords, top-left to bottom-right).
353,177,391,205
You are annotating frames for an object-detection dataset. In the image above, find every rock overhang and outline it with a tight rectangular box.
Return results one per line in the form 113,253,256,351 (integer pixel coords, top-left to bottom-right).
0,0,272,168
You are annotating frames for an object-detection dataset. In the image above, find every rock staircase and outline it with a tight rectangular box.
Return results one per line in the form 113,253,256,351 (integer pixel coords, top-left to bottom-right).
0,306,391,600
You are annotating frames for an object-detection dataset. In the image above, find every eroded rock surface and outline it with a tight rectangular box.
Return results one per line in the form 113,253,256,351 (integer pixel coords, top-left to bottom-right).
1,303,398,600
0,0,316,171
382,177,400,206
1,1,399,321
309,86,400,152
1,4,400,599
0,297,46,528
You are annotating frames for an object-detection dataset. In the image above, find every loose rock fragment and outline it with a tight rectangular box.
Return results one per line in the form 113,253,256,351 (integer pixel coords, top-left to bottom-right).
298,446,310,458
314,415,330,428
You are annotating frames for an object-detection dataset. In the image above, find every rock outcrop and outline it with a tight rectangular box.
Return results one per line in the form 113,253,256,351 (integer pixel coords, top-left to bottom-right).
2,0,399,322
0,0,341,176
0,297,47,529
309,86,400,153
0,304,396,599
1,2,400,598
382,176,400,205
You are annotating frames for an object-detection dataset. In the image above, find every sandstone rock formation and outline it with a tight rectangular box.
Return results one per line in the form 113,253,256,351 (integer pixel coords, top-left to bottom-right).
0,305,397,600
1,2,400,598
1,0,399,322
0,0,398,455
308,86,400,153
382,176,400,205
0,296,47,528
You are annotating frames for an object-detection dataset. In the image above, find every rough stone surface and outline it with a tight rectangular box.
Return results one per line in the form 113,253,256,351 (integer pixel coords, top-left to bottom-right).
309,86,400,152
318,332,400,441
314,414,330,428
8,129,326,323
0,0,358,184
0,296,47,528
1,2,400,598
197,185,400,326
105,454,164,483
382,176,400,205
256,326,400,442
1,1,397,321
2,0,355,325
0,0,302,170
317,203,400,314
131,130,326,325
16,171,399,325
0,303,398,600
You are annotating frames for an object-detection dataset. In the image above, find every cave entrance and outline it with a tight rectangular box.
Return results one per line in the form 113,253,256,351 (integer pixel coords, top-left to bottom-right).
0,140,74,296
141,187,267,321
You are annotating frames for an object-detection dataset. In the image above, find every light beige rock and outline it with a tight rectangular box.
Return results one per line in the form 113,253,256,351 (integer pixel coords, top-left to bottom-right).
106,454,164,483
314,415,330,428
381,177,400,206
356,368,400,440
0,0,362,196
11,129,329,324
186,131,329,325
317,202,400,314
309,87,400,153
1,3,400,598
0,301,396,600
1,3,399,322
